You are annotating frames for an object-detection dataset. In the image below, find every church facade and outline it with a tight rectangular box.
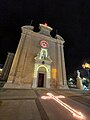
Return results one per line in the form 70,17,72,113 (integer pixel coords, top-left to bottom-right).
4,23,68,89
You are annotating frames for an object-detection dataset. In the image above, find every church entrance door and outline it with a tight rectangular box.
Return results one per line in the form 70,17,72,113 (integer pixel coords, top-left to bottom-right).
38,73,44,87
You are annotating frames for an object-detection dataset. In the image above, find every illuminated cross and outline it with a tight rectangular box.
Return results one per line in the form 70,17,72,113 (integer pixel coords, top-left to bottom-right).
41,93,84,119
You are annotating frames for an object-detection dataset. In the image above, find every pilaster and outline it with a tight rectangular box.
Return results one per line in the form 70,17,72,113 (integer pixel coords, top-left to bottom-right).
56,37,68,89
57,41,63,87
6,32,27,83
60,44,68,88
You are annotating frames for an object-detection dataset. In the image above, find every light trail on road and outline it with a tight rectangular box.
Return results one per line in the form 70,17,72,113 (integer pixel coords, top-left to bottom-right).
41,93,85,119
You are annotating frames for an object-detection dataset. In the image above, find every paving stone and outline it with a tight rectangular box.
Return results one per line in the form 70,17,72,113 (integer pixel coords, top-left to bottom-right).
0,100,41,120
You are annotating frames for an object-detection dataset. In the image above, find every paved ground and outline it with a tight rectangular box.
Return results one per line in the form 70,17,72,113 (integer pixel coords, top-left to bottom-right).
0,88,90,120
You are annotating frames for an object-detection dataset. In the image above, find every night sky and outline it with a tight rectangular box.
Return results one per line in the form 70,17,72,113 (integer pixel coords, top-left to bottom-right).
0,0,90,75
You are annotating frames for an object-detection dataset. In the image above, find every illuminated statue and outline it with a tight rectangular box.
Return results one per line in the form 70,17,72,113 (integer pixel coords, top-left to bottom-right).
39,48,48,59
77,70,81,79
76,70,83,90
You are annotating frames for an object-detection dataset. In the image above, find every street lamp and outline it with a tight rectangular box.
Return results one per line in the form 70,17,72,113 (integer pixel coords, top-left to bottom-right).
82,63,90,80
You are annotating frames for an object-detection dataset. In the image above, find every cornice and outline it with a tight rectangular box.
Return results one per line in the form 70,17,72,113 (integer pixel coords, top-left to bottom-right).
21,26,65,45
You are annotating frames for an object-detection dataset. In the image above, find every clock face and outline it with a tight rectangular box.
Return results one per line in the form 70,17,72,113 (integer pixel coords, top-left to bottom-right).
40,40,49,48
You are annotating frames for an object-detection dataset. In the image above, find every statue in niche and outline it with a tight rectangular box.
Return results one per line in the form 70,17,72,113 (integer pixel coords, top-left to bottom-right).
39,49,47,59
42,51,46,59
35,48,52,63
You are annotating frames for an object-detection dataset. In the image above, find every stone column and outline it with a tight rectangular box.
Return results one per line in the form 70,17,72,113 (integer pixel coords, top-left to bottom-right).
57,41,63,88
60,44,68,87
55,34,68,89
46,65,51,88
32,64,38,88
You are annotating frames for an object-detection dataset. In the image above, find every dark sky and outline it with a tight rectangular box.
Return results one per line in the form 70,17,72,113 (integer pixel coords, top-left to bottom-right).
0,0,90,75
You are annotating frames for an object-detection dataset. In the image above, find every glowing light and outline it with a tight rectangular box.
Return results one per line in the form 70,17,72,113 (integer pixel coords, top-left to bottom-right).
0,68,2,72
39,24,53,31
40,40,48,48
82,63,90,69
41,93,84,119
44,23,48,26
52,69,56,79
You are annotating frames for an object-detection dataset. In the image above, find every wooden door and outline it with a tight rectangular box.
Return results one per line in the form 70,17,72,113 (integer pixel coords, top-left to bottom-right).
38,73,44,87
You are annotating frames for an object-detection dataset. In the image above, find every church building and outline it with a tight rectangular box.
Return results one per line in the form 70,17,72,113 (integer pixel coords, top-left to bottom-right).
4,23,68,89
